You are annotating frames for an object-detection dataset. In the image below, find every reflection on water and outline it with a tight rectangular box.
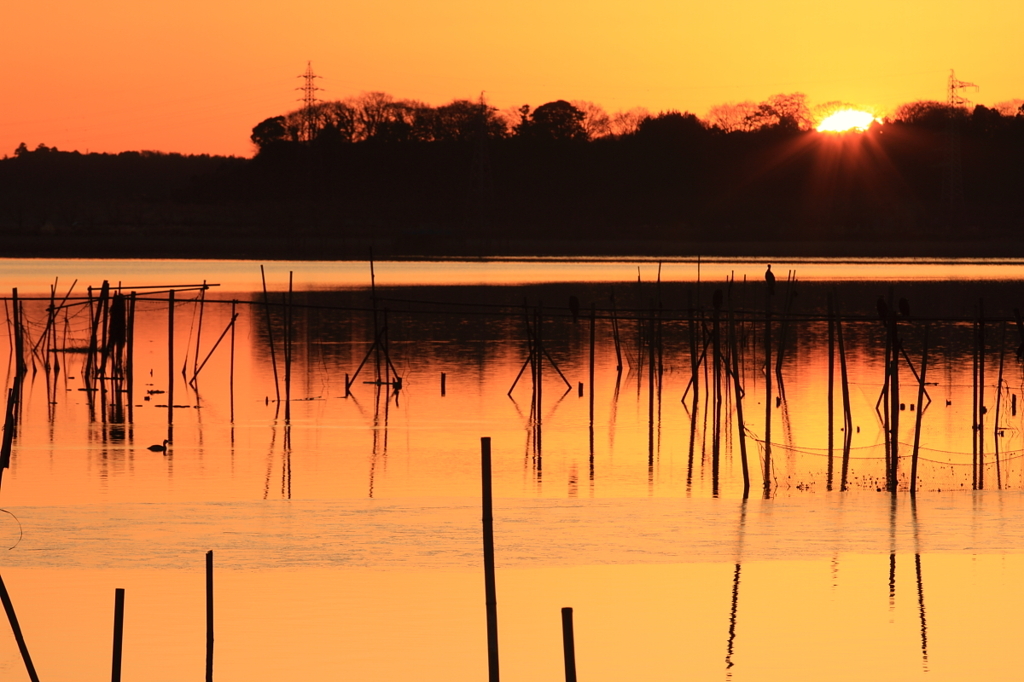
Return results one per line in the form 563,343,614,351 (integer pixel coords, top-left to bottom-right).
2,259,1024,680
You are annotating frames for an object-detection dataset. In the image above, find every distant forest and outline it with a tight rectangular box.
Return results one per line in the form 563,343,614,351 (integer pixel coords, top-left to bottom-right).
3,92,1024,258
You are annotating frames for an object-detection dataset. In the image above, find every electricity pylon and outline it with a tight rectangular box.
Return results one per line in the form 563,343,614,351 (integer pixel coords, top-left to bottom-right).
296,61,322,144
947,69,978,223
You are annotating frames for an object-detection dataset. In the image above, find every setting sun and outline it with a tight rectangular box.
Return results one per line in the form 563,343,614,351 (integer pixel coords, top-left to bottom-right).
816,109,878,133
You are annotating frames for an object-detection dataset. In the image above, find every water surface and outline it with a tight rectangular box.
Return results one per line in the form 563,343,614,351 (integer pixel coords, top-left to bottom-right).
1,258,1023,681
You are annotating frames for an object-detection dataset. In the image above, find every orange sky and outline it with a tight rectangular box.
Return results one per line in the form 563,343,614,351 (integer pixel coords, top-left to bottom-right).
3,0,1022,157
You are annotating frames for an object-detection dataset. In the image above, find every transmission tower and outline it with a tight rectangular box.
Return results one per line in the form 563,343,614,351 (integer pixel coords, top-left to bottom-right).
296,61,323,144
946,69,978,223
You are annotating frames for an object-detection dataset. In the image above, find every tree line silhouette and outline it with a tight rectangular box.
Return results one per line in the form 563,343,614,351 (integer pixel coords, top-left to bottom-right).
2,92,1023,257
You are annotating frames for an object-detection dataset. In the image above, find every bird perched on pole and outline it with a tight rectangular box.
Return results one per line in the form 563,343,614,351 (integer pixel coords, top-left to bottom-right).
898,297,911,320
765,264,775,295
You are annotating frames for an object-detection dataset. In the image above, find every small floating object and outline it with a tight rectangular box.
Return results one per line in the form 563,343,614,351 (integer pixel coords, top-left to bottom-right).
147,439,170,453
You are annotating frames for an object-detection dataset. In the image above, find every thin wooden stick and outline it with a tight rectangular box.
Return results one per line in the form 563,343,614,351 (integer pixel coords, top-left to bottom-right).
827,293,835,491
994,320,1006,489
285,273,293,422
168,290,175,430
763,286,772,495
260,265,282,406
910,326,929,494
729,305,750,498
836,293,853,491
978,300,985,489
481,437,500,682
206,550,214,682
229,301,236,423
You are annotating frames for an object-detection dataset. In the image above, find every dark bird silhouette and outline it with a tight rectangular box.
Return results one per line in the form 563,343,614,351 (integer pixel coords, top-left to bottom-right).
568,295,580,323
876,297,888,322
898,297,910,319
147,439,170,453
765,264,775,295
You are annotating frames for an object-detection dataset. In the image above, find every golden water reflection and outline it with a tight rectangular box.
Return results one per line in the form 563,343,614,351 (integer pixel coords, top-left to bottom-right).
2,260,1024,680
2,551,1022,681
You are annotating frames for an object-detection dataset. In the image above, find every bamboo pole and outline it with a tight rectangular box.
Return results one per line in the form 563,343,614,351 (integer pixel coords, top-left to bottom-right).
588,304,595,479
561,607,577,682
481,437,500,682
168,290,175,433
285,272,293,422
111,588,125,682
0,574,40,682
729,305,750,498
712,291,722,496
206,550,214,682
836,294,853,491
827,293,835,491
260,265,282,406
648,306,657,475
126,292,136,425
910,326,929,494
763,285,772,495
12,289,26,379
889,311,900,493
191,314,239,385
978,300,985,489
994,321,1006,489
609,293,622,373
191,282,207,379
535,306,543,460
229,300,236,423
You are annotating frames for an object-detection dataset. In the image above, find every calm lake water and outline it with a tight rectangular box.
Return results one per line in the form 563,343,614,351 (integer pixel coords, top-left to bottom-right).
2,257,1024,681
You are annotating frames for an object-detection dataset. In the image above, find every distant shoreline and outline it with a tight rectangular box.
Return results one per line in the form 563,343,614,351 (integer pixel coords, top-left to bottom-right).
2,232,1024,261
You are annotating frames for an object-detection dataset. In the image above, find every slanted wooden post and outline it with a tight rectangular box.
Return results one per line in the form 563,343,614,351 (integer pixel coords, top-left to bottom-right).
561,607,577,682
0,574,40,682
112,588,126,682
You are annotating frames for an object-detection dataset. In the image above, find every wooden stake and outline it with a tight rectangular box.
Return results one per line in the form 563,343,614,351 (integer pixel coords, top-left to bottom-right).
481,437,500,682
995,320,1006,489
561,607,577,682
978,300,985,489
229,301,236,423
111,588,125,682
285,272,293,422
206,550,214,682
168,290,174,430
763,287,772,495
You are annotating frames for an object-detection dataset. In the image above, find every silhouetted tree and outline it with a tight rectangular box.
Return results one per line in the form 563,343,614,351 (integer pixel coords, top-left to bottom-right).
519,100,587,142
570,100,611,139
608,107,649,137
425,99,506,142
891,101,951,128
705,101,760,133
747,93,812,131
251,116,289,151
635,111,707,144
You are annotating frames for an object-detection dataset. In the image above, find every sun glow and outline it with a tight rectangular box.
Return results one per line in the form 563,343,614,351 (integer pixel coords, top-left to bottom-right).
816,109,878,133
